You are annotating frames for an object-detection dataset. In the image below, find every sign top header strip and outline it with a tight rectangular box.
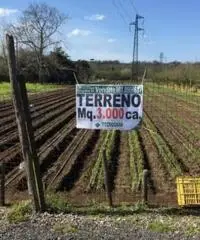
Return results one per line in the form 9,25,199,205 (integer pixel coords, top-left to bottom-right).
76,84,143,94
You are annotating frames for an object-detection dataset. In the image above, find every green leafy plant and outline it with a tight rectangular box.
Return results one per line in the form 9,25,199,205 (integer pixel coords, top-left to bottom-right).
144,113,182,178
46,193,71,213
53,223,78,234
88,130,117,191
148,221,173,233
7,201,32,224
128,130,144,190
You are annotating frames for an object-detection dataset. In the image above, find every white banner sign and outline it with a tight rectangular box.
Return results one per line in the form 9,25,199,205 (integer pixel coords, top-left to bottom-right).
76,84,143,130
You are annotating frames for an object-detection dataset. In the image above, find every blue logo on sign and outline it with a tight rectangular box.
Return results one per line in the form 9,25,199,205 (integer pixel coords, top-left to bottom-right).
95,123,100,128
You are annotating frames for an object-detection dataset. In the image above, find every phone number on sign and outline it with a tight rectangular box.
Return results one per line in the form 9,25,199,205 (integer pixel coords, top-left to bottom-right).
101,122,123,127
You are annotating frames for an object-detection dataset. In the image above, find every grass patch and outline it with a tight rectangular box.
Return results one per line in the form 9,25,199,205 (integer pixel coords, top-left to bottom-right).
45,193,149,217
134,202,148,213
0,82,64,100
148,221,173,233
7,201,32,224
185,225,200,236
26,83,64,93
53,223,78,234
46,193,72,213
4,197,200,238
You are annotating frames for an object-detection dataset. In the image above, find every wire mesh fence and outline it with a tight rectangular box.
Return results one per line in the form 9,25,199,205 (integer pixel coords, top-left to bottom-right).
0,78,200,207
143,78,200,205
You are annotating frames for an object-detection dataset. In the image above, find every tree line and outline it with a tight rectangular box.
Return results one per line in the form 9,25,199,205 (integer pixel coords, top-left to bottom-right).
0,2,200,87
0,2,92,84
91,60,200,88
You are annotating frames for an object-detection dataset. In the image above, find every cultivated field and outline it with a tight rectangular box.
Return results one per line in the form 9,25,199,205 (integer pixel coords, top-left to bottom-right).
0,83,199,206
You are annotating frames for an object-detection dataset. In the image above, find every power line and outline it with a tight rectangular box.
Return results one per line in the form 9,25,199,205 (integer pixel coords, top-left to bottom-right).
112,0,140,31
112,0,130,26
112,0,144,79
128,0,138,14
118,0,133,21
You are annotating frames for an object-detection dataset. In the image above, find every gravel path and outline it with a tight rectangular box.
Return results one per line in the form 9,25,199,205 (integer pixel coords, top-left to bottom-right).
0,211,200,240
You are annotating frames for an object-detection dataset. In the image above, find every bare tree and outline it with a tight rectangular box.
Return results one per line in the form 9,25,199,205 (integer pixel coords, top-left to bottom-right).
0,24,9,77
10,2,67,82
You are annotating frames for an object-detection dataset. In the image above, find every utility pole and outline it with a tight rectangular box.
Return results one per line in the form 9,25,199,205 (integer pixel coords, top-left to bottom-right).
130,14,144,82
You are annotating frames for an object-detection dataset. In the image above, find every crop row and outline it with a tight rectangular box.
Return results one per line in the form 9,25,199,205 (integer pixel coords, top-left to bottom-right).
143,112,183,179
145,98,200,168
0,95,75,144
87,130,117,191
145,83,199,107
5,117,76,190
128,130,144,191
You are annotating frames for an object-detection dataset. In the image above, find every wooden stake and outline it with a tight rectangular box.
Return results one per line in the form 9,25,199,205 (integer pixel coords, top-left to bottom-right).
6,34,45,212
0,162,5,206
103,149,113,207
142,169,149,204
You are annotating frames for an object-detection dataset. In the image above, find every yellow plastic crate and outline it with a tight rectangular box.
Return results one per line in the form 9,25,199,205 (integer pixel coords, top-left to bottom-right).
176,177,200,206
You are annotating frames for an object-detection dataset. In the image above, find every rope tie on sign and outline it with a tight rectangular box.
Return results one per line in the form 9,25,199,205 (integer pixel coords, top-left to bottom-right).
73,71,80,85
141,68,147,85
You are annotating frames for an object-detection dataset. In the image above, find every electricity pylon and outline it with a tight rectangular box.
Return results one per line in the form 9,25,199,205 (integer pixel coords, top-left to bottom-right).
160,52,164,64
130,14,144,81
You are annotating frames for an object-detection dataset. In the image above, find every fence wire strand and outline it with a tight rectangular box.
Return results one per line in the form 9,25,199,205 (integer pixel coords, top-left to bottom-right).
0,77,200,206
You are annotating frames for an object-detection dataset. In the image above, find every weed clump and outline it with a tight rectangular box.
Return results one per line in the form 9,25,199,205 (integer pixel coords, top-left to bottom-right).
7,201,32,224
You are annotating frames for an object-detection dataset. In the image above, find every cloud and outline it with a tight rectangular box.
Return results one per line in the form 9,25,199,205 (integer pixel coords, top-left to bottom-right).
67,28,91,38
83,50,131,62
108,38,117,43
142,32,155,45
0,8,18,17
84,14,105,21
143,40,156,45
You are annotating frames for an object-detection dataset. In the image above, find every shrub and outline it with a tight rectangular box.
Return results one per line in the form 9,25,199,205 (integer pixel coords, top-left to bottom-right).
7,201,32,224
46,193,71,213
